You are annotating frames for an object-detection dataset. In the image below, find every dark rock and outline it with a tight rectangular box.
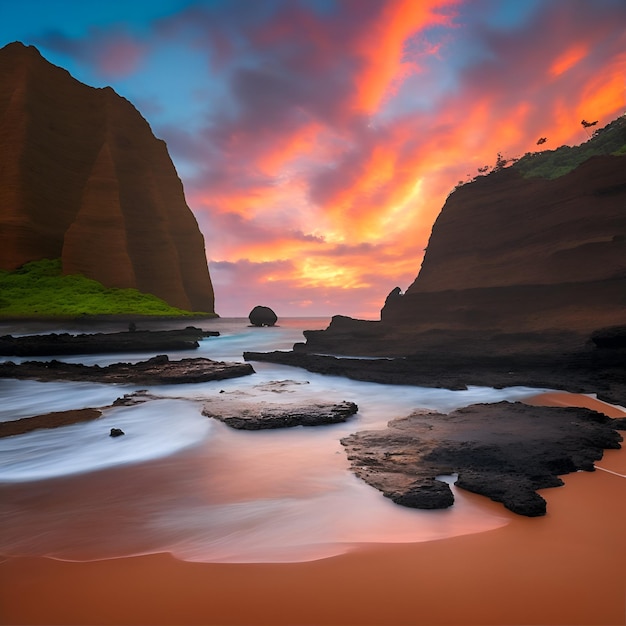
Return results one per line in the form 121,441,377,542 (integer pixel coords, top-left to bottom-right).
289,123,626,359
591,326,626,349
249,306,278,327
109,428,125,437
202,399,357,430
0,42,215,313
392,480,454,509
341,402,623,517
243,348,626,409
0,326,219,356
0,356,255,385
111,391,154,406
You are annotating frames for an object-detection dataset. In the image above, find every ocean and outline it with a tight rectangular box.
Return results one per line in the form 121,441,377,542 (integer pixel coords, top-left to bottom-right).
0,317,549,563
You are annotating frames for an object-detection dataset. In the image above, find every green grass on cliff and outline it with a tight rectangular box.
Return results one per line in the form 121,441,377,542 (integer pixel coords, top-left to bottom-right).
512,115,626,179
0,259,209,318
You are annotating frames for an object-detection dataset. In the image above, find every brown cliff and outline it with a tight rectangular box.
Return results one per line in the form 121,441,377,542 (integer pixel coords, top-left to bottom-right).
0,42,215,313
383,153,625,334
298,120,626,356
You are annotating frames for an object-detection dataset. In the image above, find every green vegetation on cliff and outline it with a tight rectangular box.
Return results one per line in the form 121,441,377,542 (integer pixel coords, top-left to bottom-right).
0,259,211,318
512,115,626,179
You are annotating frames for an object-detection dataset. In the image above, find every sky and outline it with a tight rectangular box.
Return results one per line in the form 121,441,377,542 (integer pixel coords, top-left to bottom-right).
1,0,625,318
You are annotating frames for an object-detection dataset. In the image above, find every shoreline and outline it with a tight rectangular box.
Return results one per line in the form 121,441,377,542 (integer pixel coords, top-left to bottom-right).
1,392,625,625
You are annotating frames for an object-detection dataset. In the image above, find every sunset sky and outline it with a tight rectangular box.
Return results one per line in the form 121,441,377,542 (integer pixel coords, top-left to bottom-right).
1,0,625,318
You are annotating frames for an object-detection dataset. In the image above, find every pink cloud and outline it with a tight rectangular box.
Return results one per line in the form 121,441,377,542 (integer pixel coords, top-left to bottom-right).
34,1,626,319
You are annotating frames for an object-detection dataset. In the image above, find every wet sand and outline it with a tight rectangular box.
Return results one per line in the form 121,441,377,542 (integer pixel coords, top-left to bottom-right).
1,392,625,626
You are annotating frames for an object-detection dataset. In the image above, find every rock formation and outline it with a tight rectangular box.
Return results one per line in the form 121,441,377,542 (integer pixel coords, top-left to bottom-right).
296,119,626,357
0,408,102,438
202,399,358,429
0,326,219,356
249,306,278,326
0,354,255,385
341,402,624,517
383,153,625,334
0,42,215,313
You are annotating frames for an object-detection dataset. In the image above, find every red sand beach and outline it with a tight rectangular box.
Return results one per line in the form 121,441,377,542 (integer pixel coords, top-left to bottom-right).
1,392,625,626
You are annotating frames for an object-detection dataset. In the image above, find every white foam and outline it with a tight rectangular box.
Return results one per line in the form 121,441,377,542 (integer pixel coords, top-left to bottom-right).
0,399,212,481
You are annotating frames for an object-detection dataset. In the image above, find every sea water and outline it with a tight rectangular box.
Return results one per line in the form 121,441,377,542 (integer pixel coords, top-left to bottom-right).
0,318,548,563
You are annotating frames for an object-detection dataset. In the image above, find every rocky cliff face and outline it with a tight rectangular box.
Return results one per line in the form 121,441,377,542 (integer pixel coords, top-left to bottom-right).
382,152,625,335
300,121,625,356
0,42,215,313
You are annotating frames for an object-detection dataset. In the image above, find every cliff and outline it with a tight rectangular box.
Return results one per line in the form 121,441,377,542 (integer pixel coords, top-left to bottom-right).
383,153,625,334
0,42,215,313
300,118,626,356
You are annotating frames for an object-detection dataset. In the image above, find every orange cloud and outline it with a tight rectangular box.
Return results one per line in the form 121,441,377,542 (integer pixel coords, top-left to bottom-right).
351,0,458,114
256,122,322,176
549,43,589,78
576,52,626,123
186,0,626,318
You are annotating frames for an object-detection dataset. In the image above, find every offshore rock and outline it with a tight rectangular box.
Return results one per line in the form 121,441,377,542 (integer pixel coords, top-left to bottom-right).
0,355,255,385
0,42,215,312
341,402,623,516
202,399,357,430
249,306,278,327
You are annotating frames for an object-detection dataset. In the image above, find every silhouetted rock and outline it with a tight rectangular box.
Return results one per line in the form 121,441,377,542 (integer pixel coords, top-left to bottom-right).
109,428,125,438
249,306,278,327
202,399,357,429
0,42,215,313
591,325,626,349
295,136,626,358
341,402,623,516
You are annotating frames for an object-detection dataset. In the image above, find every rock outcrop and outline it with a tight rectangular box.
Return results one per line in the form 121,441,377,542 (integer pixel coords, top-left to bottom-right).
202,399,358,429
0,42,215,313
0,355,254,385
383,153,625,335
244,345,626,408
0,326,219,356
341,402,624,516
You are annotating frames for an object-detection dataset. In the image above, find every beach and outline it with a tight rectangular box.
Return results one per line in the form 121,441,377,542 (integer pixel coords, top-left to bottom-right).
1,392,624,626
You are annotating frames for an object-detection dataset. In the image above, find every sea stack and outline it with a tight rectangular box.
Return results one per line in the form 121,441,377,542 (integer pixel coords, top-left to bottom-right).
249,306,278,327
0,42,215,313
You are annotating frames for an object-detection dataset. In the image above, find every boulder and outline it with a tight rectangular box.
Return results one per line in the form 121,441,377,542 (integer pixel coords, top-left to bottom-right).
249,306,278,327
109,428,125,438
